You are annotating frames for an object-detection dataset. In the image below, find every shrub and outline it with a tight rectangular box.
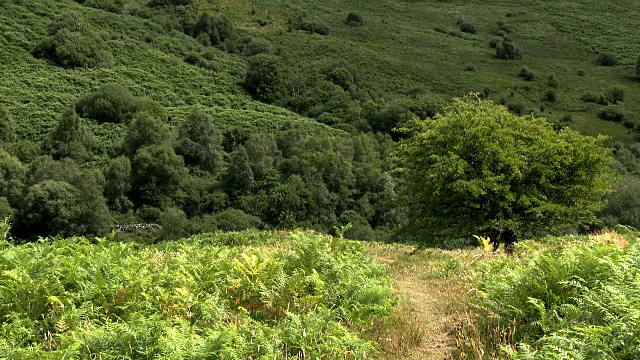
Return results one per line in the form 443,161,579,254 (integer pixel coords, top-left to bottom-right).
518,66,535,81
489,37,501,49
212,208,262,231
148,0,192,6
288,14,330,35
463,63,476,72
598,105,627,122
75,83,139,124
547,74,558,88
460,22,477,34
83,0,124,13
495,38,521,59
241,37,273,56
595,52,618,66
577,68,586,76
194,14,236,47
543,89,557,103
33,29,113,68
507,102,525,115
607,85,625,104
636,54,640,78
495,21,512,35
581,92,608,105
345,12,363,26
48,10,85,36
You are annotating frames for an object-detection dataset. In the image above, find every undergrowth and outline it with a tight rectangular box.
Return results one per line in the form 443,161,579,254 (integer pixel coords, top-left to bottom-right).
0,229,394,359
454,229,640,359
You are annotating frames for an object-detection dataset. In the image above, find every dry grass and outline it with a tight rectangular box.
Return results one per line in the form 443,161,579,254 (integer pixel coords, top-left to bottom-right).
366,243,476,359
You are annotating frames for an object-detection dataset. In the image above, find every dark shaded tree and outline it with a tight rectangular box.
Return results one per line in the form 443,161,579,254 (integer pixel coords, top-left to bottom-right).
244,54,288,103
175,109,223,174
0,149,27,207
345,12,363,26
131,144,188,207
48,108,94,161
124,113,172,156
104,156,133,213
75,83,140,124
223,145,254,200
496,38,521,59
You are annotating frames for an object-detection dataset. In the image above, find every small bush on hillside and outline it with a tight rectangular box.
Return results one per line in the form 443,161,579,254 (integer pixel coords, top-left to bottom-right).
507,102,526,115
581,92,609,105
241,37,273,56
82,0,124,13
495,21,513,35
345,12,363,26
607,85,625,104
288,14,330,35
543,89,557,103
148,0,192,6
48,10,85,35
244,54,288,104
193,14,236,47
489,37,501,49
496,38,521,59
595,52,618,66
577,68,586,76
460,22,477,34
598,105,627,122
463,63,476,72
213,208,262,231
518,66,535,81
75,83,140,123
547,74,558,88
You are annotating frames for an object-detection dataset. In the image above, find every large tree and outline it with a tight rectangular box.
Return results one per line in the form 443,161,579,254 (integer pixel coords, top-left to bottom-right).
394,96,614,250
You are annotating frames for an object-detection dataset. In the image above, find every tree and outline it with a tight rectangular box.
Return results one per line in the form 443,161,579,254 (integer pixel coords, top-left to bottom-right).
0,105,16,144
244,54,288,104
0,149,27,207
394,96,614,250
175,109,223,174
131,144,188,207
48,108,94,161
104,156,133,212
124,112,172,156
32,28,113,68
223,145,254,199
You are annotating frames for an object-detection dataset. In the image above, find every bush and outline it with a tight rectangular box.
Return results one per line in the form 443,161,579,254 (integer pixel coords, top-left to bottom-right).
577,68,586,76
345,12,363,26
543,89,557,103
148,0,192,6
463,63,476,72
495,38,521,59
33,29,113,68
595,53,618,66
547,74,558,88
495,21,512,35
48,10,85,36
607,85,625,104
636,54,640,78
75,83,139,124
518,66,535,81
489,37,501,49
193,14,236,47
83,0,124,13
507,102,526,115
581,92,608,105
241,37,273,56
460,22,477,34
288,14,330,35
598,105,627,122
213,208,262,231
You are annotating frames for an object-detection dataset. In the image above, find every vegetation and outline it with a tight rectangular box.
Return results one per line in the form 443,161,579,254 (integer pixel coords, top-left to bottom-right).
0,229,394,358
394,97,614,249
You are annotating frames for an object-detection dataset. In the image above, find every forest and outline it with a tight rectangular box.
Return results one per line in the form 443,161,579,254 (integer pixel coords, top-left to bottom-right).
1,0,640,358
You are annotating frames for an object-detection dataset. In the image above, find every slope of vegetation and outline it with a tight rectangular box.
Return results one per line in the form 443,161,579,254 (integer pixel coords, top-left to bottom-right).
0,228,394,359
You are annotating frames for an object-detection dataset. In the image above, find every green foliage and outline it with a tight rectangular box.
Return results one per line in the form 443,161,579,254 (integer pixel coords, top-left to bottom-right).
459,22,477,35
636,54,640,77
288,14,330,35
0,105,16,144
595,52,618,66
241,37,273,57
212,208,262,231
346,12,363,26
0,149,27,208
47,108,94,161
104,156,133,213
394,97,614,246
598,105,628,122
223,145,255,199
158,207,187,240
519,66,535,81
607,85,625,104
458,234,640,359
130,144,188,208
148,0,192,6
75,83,140,124
33,13,113,69
601,175,640,229
0,231,394,358
496,38,521,59
124,112,172,156
175,109,223,175
244,54,288,104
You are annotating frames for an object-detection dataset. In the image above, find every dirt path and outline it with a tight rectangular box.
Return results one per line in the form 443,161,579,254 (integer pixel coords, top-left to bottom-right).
368,246,470,359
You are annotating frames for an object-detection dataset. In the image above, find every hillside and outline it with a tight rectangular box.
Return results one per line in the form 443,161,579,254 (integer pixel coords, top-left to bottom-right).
1,0,639,240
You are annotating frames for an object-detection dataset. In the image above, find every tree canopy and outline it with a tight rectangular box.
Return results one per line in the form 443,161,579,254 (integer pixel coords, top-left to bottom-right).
394,96,615,249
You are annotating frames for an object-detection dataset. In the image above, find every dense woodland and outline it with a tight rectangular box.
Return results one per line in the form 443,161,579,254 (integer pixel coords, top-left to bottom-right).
1,0,640,245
